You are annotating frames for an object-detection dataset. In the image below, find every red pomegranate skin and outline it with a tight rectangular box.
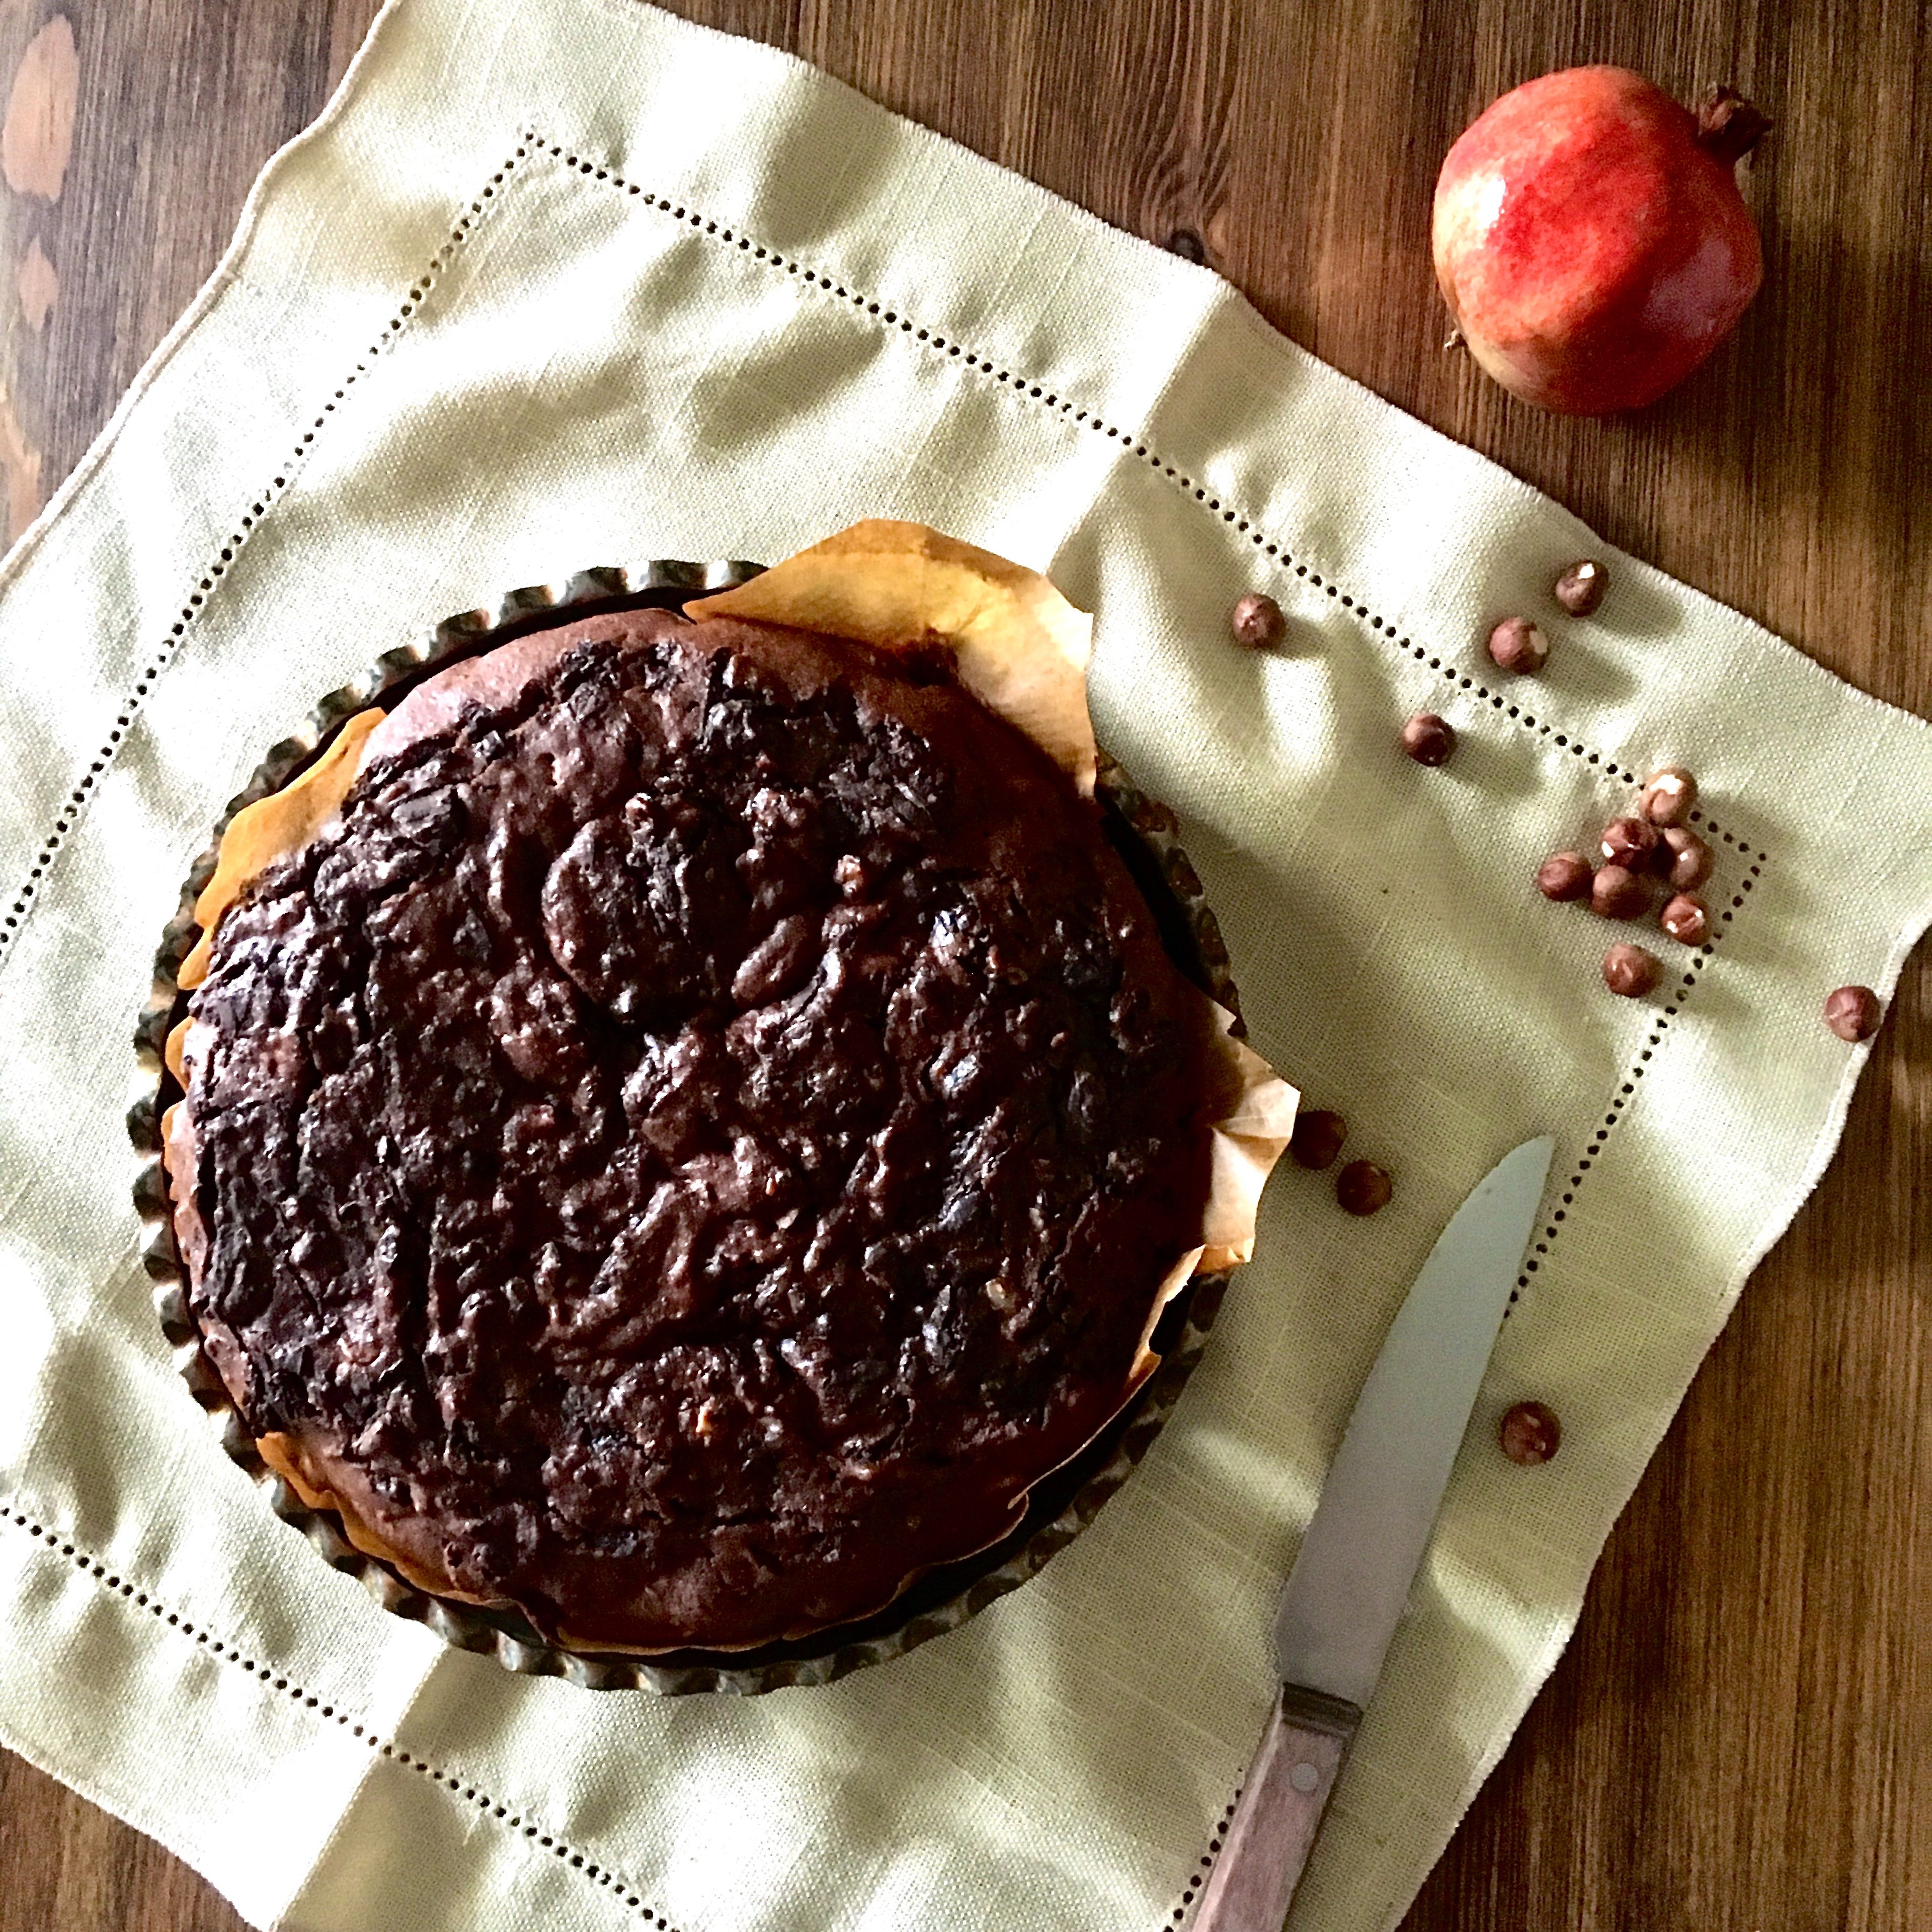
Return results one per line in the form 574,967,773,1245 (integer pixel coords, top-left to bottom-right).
1433,67,1764,414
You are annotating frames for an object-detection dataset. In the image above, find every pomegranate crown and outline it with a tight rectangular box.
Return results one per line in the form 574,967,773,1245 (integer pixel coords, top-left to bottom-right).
1697,86,1773,166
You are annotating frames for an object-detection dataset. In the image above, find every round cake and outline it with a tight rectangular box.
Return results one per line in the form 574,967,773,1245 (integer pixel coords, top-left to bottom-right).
163,595,1239,1652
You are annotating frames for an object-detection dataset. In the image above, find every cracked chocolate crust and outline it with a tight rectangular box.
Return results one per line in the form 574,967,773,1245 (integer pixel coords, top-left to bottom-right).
167,607,1217,1652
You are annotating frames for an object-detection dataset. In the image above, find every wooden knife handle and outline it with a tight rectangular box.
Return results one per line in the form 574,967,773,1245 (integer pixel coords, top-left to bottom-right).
1193,1685,1361,1932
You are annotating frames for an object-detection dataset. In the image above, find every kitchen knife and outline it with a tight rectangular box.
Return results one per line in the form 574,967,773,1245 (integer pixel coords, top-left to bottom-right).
1194,1135,1556,1932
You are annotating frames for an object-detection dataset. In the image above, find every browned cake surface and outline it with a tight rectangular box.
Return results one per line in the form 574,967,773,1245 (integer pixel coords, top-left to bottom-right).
174,608,1215,1650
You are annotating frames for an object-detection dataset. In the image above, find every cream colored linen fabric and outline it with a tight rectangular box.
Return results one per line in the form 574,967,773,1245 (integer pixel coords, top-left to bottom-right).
1,4,1928,1928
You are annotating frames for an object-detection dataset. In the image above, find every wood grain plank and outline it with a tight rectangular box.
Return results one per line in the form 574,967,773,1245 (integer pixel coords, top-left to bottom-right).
0,1745,251,1932
1,3,1925,1930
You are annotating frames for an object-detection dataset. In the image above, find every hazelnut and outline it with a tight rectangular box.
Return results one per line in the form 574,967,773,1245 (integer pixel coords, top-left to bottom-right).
1590,864,1651,920
1602,942,1662,997
1486,616,1548,675
1290,1109,1348,1171
1659,893,1709,946
1500,1401,1562,1465
1823,985,1883,1043
1231,591,1286,650
1638,766,1699,827
1336,1160,1392,1216
1660,826,1713,889
1600,816,1661,871
1401,712,1457,766
1536,851,1594,902
1552,560,1607,616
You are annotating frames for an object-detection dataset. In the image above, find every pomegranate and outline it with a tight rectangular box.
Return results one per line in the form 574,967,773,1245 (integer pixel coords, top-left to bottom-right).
1432,67,1769,414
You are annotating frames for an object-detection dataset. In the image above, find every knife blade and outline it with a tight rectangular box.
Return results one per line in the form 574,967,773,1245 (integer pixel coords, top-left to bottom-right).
1194,1135,1555,1932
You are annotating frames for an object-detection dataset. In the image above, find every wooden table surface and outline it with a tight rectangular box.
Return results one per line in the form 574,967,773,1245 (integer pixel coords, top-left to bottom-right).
1,2,1925,1927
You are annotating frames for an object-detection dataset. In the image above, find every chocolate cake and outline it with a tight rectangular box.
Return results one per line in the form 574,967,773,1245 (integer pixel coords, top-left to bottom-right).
164,600,1233,1652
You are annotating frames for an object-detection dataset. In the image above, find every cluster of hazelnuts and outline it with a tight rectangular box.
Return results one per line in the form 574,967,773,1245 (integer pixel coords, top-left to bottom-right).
1534,779,1884,1037
1536,766,1710,997
1230,569,1891,1036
